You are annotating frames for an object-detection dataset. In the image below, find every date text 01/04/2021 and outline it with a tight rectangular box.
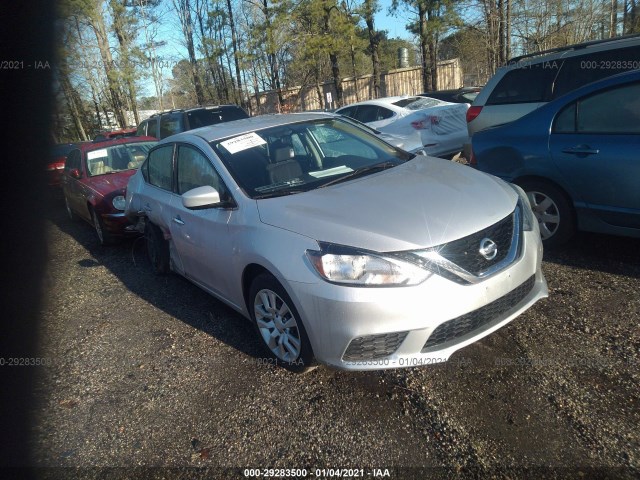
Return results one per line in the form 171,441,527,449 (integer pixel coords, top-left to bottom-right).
243,468,391,477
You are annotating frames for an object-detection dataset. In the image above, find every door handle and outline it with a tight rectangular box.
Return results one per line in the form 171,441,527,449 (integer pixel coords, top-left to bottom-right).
172,216,185,226
562,145,599,155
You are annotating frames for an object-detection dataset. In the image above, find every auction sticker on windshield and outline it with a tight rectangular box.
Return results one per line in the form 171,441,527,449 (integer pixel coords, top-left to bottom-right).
220,132,266,154
87,149,108,160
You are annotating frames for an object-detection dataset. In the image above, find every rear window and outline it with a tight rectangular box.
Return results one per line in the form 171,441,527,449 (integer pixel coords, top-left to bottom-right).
487,63,560,105
187,106,249,129
52,144,75,159
160,113,184,139
392,97,442,110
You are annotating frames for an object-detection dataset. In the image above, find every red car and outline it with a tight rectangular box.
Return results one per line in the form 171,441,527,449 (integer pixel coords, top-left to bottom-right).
62,137,157,245
48,143,83,187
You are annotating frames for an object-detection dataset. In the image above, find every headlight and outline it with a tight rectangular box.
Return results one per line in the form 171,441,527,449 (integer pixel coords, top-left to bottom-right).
112,195,126,211
508,183,534,231
306,243,431,286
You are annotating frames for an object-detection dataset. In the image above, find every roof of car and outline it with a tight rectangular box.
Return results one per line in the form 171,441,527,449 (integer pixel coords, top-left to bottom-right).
164,112,338,143
78,136,157,153
147,105,246,119
508,33,640,64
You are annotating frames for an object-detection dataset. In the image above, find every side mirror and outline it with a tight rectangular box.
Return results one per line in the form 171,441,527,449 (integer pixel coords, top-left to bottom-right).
70,168,81,179
182,185,221,209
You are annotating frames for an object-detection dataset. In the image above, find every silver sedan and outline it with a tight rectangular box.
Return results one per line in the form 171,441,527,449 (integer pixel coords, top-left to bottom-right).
125,113,547,372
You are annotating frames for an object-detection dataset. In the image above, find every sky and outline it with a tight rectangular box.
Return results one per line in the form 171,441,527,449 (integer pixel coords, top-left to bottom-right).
142,0,417,98
155,0,416,63
375,0,415,41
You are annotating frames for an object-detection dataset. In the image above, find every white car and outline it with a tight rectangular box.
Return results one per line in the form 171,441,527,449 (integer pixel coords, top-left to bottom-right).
335,96,470,158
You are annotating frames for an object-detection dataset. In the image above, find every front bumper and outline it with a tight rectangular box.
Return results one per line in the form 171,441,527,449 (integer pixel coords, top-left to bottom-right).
102,212,138,236
288,230,547,370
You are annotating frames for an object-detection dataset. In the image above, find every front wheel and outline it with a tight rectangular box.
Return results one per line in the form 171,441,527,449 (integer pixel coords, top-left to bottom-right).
518,179,575,247
90,207,113,246
249,273,316,373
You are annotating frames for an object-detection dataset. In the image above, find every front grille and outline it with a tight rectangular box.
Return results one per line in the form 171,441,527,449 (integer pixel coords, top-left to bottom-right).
438,212,514,275
343,332,408,361
422,275,536,351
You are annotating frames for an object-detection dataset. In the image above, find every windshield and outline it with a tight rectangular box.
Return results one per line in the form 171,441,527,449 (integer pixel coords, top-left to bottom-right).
393,97,443,110
85,141,157,176
210,118,413,199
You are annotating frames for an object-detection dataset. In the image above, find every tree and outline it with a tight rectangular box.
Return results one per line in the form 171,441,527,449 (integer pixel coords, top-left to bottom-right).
361,0,382,98
393,0,460,91
110,0,141,124
173,0,206,105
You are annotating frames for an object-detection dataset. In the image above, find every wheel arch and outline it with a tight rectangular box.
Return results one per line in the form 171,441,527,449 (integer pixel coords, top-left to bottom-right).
241,263,272,314
512,175,575,208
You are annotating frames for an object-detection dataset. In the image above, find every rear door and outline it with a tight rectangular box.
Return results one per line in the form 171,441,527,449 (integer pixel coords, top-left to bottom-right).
549,81,640,229
139,144,178,233
63,149,88,219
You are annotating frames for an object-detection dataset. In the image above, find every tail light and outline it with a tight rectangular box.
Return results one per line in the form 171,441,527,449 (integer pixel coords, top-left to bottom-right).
411,115,440,129
46,160,66,171
466,106,482,123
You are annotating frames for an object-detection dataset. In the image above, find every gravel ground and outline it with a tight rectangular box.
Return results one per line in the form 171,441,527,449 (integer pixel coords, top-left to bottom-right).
28,201,639,478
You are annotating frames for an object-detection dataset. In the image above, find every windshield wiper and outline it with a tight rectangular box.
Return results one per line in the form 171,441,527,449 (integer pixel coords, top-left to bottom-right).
319,161,398,189
253,189,307,199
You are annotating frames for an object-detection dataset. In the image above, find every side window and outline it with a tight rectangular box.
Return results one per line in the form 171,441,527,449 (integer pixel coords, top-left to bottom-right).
176,145,229,199
147,145,174,190
64,150,81,171
337,106,356,118
553,46,640,99
552,82,640,134
147,118,159,137
354,105,380,123
576,83,640,134
487,63,559,105
136,121,147,136
160,113,184,139
291,134,308,156
219,106,249,121
553,103,576,133
376,107,394,120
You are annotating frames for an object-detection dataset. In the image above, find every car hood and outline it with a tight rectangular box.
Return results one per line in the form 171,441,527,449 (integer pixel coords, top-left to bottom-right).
87,170,136,196
256,156,517,252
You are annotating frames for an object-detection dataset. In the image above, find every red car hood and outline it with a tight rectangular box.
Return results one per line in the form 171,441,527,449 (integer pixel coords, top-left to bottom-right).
87,170,135,196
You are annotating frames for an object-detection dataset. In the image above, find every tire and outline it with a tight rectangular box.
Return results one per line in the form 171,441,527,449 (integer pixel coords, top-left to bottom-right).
249,273,316,373
64,194,77,222
90,207,113,246
145,221,169,274
518,179,575,247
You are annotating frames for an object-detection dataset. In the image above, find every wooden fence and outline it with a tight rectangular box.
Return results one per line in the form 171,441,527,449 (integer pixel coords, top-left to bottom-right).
250,58,463,114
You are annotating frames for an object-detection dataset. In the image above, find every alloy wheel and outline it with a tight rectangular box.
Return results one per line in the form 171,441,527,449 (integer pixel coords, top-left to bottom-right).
527,190,560,240
254,289,302,362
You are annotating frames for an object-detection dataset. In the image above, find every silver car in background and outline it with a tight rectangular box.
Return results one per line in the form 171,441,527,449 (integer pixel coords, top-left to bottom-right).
125,113,547,372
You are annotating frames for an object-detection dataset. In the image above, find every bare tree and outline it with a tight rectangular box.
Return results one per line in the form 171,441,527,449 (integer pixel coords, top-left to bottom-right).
173,0,206,105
